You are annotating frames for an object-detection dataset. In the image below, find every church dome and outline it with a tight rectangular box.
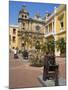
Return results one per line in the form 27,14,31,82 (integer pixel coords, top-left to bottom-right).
19,5,29,15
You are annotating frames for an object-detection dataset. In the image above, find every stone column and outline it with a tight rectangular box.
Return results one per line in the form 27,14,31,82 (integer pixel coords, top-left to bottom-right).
53,7,60,56
52,20,54,33
48,25,49,33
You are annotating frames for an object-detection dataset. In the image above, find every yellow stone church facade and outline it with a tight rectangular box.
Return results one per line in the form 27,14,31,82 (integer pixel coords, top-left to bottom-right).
9,4,66,56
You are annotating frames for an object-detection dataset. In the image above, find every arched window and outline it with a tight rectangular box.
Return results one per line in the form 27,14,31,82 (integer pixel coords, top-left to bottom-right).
13,28,16,34
12,36,16,43
25,15,27,18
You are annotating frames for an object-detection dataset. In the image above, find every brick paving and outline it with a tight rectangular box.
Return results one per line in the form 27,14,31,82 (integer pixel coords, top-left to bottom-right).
9,52,66,89
9,52,43,89
56,57,66,79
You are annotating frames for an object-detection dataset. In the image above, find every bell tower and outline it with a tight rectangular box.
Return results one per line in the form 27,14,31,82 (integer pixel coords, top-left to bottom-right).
18,5,29,31
18,5,29,50
18,5,29,20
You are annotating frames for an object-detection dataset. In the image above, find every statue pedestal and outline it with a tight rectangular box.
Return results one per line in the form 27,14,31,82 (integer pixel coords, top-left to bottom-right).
38,75,66,87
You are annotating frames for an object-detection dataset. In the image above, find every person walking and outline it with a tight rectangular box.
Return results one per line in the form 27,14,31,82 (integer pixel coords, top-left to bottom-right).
14,48,18,59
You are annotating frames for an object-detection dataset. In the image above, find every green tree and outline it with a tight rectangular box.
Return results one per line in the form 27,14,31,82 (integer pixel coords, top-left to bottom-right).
56,38,66,55
35,40,40,50
41,39,55,55
41,42,48,53
48,39,55,55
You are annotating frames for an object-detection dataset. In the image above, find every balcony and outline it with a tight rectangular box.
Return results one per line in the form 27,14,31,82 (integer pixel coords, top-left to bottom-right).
45,30,54,37
60,27,64,32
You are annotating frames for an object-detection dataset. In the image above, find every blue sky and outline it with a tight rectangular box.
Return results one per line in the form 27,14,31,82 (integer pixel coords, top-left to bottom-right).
9,1,60,25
